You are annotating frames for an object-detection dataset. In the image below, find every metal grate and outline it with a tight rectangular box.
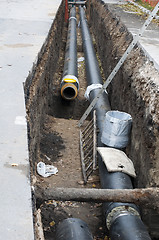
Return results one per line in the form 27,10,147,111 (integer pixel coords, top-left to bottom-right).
79,110,97,184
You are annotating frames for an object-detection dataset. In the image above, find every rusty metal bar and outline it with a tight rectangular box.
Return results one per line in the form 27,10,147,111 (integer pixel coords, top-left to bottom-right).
35,186,159,209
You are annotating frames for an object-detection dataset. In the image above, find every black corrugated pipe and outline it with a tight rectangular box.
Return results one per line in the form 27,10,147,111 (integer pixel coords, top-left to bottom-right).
79,6,151,240
56,218,93,240
61,6,79,100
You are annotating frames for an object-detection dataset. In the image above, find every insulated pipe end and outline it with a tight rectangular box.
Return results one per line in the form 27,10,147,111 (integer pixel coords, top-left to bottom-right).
61,75,79,100
61,83,78,100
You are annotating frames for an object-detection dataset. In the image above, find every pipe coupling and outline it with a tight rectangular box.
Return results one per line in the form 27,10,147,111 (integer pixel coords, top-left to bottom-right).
106,206,140,230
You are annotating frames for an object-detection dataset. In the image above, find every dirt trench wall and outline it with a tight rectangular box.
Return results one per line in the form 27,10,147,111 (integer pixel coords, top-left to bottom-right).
24,0,65,173
88,0,159,189
88,0,159,237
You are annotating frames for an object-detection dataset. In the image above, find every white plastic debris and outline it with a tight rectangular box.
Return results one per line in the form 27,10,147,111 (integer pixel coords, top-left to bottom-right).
77,56,85,62
37,162,58,178
84,84,108,100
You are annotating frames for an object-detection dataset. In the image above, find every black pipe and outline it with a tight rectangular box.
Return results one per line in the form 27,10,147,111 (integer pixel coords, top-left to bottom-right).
61,6,79,100
56,218,93,240
110,215,151,240
79,6,151,240
79,5,110,125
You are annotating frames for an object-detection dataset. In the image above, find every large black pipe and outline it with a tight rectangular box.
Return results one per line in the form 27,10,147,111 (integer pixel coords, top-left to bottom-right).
79,5,110,125
56,218,93,240
79,6,151,240
61,6,79,100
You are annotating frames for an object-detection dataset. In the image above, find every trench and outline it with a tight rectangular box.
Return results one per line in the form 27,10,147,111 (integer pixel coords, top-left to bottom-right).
24,0,159,239
35,12,106,240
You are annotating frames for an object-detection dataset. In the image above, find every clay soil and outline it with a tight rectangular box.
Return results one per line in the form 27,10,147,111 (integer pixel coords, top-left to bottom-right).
34,17,108,240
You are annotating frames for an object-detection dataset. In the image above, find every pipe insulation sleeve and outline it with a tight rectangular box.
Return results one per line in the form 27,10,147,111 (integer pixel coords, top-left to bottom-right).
61,74,79,88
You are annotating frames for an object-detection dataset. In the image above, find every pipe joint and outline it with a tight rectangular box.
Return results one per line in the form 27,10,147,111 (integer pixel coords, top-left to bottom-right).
106,206,140,230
